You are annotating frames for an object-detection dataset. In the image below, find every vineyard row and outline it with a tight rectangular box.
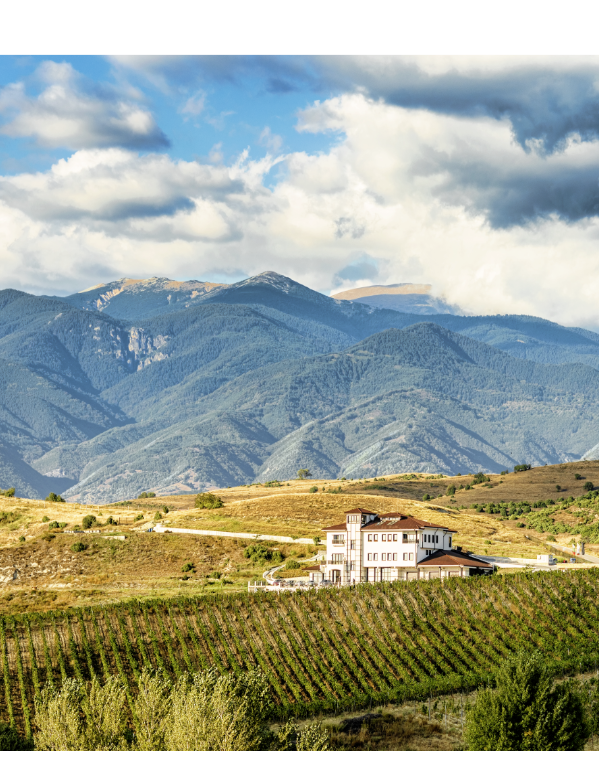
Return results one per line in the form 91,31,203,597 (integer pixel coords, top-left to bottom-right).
2,569,599,736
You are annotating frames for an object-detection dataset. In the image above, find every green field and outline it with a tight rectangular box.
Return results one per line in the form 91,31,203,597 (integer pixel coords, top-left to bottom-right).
2,569,599,738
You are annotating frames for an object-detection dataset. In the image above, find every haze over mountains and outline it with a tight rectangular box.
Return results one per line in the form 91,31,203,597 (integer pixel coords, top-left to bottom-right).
1,271,599,502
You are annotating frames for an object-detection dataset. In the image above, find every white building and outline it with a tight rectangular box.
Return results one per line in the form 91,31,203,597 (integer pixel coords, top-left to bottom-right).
316,507,493,584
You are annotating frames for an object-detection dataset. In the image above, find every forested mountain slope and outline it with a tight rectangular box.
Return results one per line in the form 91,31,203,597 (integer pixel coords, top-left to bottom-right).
0,272,598,501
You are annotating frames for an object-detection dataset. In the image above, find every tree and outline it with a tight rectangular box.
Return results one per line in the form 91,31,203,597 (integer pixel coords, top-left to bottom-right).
195,493,224,509
465,651,590,750
82,515,97,530
584,481,594,492
297,469,312,480
45,492,65,503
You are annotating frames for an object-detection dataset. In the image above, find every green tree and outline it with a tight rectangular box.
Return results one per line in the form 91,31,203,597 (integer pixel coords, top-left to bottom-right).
465,652,590,750
194,493,224,509
297,469,312,480
81,515,97,530
45,493,65,503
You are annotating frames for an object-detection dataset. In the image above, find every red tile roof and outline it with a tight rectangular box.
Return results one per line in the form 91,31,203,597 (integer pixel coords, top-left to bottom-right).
323,509,456,533
417,550,493,569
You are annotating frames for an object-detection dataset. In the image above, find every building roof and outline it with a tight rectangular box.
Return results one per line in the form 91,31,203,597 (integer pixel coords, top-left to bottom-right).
417,549,494,569
323,509,456,533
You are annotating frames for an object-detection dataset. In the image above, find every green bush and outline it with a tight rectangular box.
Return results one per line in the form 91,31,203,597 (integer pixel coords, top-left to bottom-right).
134,513,144,522
18,536,25,543
575,473,582,480
45,492,65,502
285,559,301,571
500,470,508,475
48,521,59,529
446,485,456,496
82,514,97,530
308,486,318,493
584,481,594,492
0,487,16,498
41,515,49,522
137,491,156,499
0,721,33,750
71,542,86,553
465,651,589,750
194,493,224,509
181,562,194,573
297,469,312,480
514,464,532,473
154,511,162,522
106,516,117,525
422,493,430,501
161,505,169,514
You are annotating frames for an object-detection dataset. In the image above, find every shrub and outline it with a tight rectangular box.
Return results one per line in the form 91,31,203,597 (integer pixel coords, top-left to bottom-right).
308,486,318,494
285,559,301,571
446,485,456,496
82,515,97,530
297,469,312,480
500,470,508,476
41,515,49,522
161,505,169,514
517,522,526,528
556,485,561,491
313,536,321,545
575,473,582,480
42,533,55,542
546,535,557,542
584,481,594,492
71,542,86,553
0,487,16,498
134,514,144,521
422,493,430,501
181,562,194,573
106,516,117,525
194,493,224,509
154,511,162,522
243,544,283,565
514,464,532,473
48,521,59,529
18,536,25,542
0,721,33,750
465,651,589,750
137,491,156,499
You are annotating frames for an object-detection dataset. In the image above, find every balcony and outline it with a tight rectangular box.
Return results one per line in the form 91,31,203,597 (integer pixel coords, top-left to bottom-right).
331,539,346,546
327,558,345,565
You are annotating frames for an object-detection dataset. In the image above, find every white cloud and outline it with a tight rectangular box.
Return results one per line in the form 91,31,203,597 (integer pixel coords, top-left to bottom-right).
0,61,168,150
3,91,599,331
180,90,206,117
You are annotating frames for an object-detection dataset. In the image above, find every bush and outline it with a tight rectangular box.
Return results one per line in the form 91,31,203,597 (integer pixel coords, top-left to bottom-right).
181,562,194,573
514,464,531,473
584,481,594,492
71,542,86,553
285,559,301,571
308,486,318,494
18,536,25,543
154,511,162,522
134,514,144,522
313,536,321,545
500,470,508,475
422,493,430,501
82,515,97,530
244,544,283,565
137,492,156,499
0,721,33,750
465,651,589,750
446,485,456,496
297,469,312,480
106,516,117,525
575,473,582,480
194,493,224,509
0,487,16,498
517,522,526,528
48,521,59,529
45,492,65,502
161,505,169,514
42,515,49,522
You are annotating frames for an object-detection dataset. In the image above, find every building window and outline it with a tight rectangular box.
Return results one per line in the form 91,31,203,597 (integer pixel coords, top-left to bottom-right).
350,540,356,550
393,553,397,561
409,552,414,561
388,553,392,560
367,553,372,561
436,535,438,543
393,534,397,541
332,535,345,544
347,515,360,523
350,562,355,571
373,553,378,561
368,534,372,541
403,553,409,561
382,553,386,561
449,537,452,548
331,554,344,563
374,534,378,542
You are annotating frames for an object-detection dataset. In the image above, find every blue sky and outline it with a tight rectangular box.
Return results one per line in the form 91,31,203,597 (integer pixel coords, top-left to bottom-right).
2,55,599,329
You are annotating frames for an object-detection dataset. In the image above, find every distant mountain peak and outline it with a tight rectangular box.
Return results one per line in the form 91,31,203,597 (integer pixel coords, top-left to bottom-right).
331,282,460,316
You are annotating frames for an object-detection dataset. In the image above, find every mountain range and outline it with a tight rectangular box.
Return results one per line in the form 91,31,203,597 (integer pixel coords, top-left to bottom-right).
1,271,599,502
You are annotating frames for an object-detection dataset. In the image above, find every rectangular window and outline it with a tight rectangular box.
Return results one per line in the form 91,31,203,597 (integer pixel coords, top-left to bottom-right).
350,540,356,550
409,552,414,561
373,553,378,561
403,553,409,561
403,533,407,542
368,534,372,541
374,534,378,542
393,553,397,561
449,537,452,548
388,553,392,560
383,534,388,541
332,535,345,544
382,553,386,561
393,534,397,542
350,562,355,571
436,535,438,544
367,553,372,561
331,553,344,563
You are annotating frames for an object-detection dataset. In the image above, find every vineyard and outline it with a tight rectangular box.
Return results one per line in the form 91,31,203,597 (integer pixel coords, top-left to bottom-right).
2,569,599,738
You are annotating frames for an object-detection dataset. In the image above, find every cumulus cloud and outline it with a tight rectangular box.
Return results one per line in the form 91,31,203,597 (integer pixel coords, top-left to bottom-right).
0,61,168,150
4,88,599,331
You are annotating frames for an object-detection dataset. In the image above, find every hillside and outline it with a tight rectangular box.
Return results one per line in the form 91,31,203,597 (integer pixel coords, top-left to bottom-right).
331,283,458,314
2,271,599,501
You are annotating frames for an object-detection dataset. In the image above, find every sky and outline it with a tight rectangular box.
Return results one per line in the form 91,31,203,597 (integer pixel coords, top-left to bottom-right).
2,54,599,327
